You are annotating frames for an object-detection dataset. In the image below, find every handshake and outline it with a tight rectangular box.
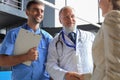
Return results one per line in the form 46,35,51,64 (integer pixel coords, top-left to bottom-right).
65,72,84,80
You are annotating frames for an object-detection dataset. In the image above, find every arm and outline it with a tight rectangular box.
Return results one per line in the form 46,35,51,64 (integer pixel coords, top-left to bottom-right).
0,47,38,67
103,10,120,80
46,38,83,80
65,72,84,80
46,40,67,80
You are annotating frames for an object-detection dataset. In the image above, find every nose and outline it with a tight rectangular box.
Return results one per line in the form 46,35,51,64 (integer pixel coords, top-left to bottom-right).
70,16,74,21
68,16,75,22
37,10,41,15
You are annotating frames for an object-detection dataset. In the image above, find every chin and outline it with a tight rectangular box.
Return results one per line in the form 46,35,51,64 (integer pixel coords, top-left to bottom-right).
102,11,108,17
36,20,42,23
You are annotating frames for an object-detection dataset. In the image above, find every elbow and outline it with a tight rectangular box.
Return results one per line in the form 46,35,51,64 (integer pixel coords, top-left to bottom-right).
0,61,12,67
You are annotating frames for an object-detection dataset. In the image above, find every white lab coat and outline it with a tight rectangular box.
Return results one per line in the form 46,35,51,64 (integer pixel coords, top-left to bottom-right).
46,29,94,80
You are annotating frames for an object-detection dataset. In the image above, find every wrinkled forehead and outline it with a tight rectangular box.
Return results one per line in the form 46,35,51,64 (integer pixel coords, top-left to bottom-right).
60,7,75,16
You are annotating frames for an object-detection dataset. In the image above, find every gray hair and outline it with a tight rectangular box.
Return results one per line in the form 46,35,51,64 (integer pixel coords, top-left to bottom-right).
59,6,75,17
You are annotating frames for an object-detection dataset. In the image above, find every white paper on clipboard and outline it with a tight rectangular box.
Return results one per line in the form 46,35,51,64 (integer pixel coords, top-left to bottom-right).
14,28,41,66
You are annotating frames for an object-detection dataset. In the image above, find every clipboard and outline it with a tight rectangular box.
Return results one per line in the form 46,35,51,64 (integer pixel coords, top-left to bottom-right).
14,28,41,66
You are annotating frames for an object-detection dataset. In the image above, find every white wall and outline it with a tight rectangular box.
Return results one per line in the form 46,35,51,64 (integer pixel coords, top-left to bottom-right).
42,0,104,27
54,0,104,27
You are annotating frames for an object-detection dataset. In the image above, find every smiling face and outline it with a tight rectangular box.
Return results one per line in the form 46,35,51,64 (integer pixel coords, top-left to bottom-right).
59,7,76,28
99,0,113,16
26,4,45,24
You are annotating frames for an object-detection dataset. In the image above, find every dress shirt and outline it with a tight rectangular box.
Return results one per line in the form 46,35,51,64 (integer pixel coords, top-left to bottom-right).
68,32,76,44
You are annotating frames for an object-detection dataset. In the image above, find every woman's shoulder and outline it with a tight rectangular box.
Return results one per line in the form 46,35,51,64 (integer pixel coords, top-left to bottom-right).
104,10,120,24
104,10,120,30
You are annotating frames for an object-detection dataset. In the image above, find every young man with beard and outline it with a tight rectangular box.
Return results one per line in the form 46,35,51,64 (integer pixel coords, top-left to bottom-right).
0,0,53,80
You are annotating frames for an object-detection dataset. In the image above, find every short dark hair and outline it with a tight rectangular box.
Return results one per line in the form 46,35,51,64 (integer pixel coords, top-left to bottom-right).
26,0,45,10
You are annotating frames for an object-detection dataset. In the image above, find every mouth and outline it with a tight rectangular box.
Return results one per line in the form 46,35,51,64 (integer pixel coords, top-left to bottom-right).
36,16,42,19
67,23,75,25
36,16,43,21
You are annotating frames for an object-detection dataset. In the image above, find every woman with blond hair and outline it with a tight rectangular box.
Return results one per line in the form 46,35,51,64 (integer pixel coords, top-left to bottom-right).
92,0,120,80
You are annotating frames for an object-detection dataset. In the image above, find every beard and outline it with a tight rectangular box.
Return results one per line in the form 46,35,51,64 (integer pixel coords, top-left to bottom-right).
30,16,43,24
63,25,76,34
35,18,42,23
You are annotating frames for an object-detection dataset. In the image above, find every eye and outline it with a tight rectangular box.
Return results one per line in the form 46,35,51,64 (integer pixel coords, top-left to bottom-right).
64,16,69,19
41,9,44,13
71,15,75,18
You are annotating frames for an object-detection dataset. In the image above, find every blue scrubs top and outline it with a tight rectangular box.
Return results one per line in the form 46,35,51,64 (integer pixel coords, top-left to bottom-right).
0,24,53,80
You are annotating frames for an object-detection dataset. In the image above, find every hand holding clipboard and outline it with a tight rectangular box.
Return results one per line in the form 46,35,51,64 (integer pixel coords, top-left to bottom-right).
14,28,41,66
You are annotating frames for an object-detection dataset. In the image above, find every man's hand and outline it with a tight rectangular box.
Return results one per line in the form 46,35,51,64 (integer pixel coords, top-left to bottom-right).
65,72,84,80
25,47,38,61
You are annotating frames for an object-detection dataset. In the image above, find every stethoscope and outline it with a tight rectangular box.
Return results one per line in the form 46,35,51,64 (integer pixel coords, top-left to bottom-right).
55,29,82,55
